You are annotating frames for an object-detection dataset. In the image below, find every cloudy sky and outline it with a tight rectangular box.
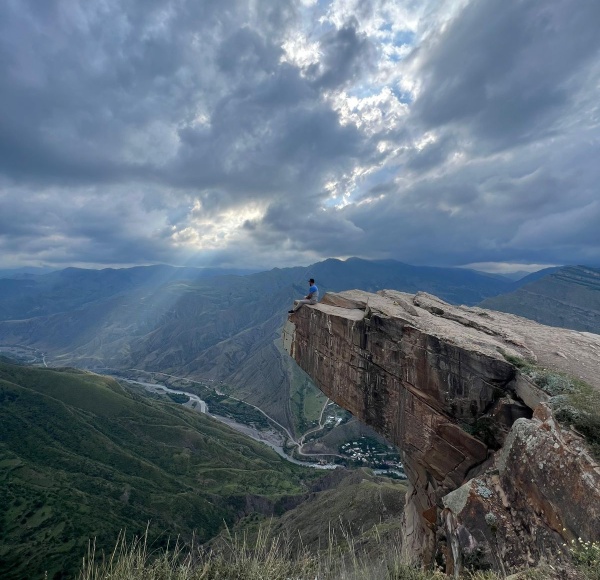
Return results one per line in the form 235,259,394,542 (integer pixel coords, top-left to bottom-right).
1,0,599,272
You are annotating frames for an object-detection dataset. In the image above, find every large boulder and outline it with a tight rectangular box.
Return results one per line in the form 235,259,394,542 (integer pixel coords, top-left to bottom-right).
283,289,600,574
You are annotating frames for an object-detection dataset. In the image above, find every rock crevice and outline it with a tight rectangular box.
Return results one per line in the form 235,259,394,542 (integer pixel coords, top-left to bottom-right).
283,289,600,573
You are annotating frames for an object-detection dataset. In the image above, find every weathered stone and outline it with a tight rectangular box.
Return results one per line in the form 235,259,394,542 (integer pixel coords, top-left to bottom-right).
283,289,600,574
319,293,368,310
444,405,600,572
514,374,548,410
483,397,532,449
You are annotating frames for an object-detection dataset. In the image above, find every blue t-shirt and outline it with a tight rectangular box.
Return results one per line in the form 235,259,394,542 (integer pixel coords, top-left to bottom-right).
309,284,319,301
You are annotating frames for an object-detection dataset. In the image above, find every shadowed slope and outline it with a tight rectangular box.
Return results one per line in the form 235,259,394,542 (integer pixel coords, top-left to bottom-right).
481,265,600,334
0,361,316,579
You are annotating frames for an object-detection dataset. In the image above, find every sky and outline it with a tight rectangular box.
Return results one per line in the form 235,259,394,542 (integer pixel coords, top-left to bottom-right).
0,0,599,273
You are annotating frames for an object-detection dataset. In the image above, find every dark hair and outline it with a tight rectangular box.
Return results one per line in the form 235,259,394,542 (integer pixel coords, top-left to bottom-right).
309,278,315,284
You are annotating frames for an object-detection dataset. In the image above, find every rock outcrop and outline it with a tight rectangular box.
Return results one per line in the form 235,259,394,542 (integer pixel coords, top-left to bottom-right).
283,289,600,574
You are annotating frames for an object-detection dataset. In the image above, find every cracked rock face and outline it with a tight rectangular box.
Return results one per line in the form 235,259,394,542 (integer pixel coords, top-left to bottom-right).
442,404,600,574
283,290,600,573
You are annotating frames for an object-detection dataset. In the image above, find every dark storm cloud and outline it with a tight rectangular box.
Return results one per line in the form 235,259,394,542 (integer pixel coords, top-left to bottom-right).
246,199,365,254
0,184,184,266
330,134,600,267
403,133,456,172
0,0,376,267
308,19,375,89
1,0,599,270
0,0,359,194
169,62,367,202
238,0,600,269
0,1,167,182
412,0,600,149
217,27,282,75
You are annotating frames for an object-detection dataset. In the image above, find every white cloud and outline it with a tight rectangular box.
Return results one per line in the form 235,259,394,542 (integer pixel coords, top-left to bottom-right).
462,262,558,275
281,33,321,69
333,87,409,134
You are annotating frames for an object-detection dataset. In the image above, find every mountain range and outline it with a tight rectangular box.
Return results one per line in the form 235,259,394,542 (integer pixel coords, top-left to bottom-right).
2,258,600,577
0,258,520,434
1,260,598,436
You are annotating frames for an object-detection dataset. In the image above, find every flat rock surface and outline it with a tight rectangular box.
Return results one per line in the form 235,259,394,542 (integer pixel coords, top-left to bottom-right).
320,289,600,391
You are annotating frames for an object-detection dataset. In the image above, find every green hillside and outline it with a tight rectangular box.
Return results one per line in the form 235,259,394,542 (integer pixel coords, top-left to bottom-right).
258,469,407,556
0,361,317,579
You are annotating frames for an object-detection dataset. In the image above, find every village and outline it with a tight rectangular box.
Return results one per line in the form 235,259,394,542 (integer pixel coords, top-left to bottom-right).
338,436,405,477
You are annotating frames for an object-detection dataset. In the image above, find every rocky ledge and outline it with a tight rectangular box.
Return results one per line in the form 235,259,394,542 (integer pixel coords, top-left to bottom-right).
283,289,600,575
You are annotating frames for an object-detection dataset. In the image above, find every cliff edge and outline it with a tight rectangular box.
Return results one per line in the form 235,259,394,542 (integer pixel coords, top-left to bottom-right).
283,289,600,575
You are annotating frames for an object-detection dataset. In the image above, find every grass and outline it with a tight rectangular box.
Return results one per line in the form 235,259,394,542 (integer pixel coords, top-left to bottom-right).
302,386,328,423
79,525,441,580
569,537,600,580
79,525,590,580
290,379,327,434
228,469,408,559
502,353,600,458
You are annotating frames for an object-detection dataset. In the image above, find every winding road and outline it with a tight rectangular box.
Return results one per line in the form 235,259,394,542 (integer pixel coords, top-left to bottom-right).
105,368,345,463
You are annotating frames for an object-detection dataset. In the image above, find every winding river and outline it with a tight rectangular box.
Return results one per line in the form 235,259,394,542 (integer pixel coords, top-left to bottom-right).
121,378,338,470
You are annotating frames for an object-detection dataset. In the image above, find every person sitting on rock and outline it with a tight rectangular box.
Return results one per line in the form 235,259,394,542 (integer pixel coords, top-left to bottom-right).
289,278,319,313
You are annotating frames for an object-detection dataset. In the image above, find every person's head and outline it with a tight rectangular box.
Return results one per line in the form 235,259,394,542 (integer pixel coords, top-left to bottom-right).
309,278,315,285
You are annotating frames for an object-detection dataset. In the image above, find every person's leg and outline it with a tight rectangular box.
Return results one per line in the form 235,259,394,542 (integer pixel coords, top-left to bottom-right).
290,299,310,312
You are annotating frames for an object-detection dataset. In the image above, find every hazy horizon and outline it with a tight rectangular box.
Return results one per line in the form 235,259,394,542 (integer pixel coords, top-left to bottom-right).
0,256,565,279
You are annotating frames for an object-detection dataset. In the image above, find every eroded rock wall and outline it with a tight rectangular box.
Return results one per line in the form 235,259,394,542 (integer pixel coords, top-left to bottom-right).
442,404,600,573
283,289,600,573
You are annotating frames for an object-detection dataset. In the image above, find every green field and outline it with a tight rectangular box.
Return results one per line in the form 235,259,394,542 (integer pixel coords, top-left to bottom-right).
289,374,328,434
0,360,320,579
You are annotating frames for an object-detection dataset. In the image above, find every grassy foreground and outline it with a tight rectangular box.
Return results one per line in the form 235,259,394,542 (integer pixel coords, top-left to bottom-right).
79,526,597,580
80,526,438,580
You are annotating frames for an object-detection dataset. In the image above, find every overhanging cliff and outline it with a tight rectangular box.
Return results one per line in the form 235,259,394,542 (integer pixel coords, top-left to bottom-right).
283,289,600,574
